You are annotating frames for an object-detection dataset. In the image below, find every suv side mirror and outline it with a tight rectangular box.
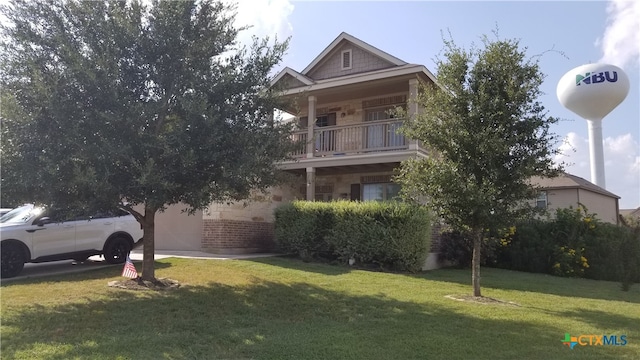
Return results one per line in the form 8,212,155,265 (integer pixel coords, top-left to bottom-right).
36,217,52,226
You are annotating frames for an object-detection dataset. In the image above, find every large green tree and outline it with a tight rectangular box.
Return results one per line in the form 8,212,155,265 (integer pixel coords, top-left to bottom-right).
0,0,297,281
397,34,562,297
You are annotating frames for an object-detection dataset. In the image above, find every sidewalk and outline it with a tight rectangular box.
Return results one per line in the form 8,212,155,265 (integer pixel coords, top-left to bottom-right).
128,249,280,261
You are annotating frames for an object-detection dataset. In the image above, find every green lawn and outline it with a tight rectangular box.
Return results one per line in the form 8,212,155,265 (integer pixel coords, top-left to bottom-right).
1,257,638,360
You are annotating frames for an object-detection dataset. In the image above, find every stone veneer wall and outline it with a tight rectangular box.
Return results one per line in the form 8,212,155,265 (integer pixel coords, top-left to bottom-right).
201,185,300,254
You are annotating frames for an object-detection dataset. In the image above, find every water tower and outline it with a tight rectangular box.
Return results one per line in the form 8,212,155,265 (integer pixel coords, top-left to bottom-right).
557,63,630,188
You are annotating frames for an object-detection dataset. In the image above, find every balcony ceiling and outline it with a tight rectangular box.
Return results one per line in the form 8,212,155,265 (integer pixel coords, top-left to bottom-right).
283,162,400,177
279,73,424,114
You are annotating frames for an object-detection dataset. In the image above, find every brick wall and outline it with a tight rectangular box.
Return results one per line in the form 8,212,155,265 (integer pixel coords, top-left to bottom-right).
202,219,275,255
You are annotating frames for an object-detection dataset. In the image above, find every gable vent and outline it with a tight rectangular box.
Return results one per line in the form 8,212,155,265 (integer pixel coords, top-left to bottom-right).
341,49,352,70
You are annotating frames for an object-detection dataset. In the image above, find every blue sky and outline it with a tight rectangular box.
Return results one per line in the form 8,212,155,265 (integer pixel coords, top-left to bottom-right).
235,0,640,209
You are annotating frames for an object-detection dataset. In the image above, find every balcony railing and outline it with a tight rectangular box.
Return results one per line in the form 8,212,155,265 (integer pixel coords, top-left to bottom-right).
291,119,410,158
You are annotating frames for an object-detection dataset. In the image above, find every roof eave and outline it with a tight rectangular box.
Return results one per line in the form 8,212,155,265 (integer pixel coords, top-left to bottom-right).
280,65,433,96
270,67,315,88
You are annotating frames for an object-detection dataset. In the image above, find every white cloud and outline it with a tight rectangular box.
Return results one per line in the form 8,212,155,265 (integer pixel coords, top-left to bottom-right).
555,132,640,208
226,0,294,47
596,0,640,68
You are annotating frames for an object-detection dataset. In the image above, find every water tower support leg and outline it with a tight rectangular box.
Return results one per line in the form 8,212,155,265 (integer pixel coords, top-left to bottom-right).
587,119,606,188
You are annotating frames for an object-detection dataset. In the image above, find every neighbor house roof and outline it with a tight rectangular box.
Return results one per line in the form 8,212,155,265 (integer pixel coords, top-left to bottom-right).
620,207,640,218
529,172,620,199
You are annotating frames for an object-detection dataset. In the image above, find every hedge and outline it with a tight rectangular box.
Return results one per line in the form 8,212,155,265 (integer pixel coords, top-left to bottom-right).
437,206,640,288
498,207,640,286
274,201,431,272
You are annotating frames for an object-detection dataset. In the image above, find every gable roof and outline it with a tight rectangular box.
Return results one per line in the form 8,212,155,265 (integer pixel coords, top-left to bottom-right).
270,67,314,87
302,32,407,75
530,172,620,199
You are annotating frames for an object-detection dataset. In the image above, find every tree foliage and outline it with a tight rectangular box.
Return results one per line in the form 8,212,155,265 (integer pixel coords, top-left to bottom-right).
397,33,562,296
0,0,297,280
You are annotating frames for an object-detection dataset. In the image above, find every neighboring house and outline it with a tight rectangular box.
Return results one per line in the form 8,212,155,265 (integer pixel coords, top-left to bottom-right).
619,207,640,221
529,172,620,224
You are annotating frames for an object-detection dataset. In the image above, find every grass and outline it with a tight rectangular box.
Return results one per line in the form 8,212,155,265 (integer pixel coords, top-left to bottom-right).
1,256,639,360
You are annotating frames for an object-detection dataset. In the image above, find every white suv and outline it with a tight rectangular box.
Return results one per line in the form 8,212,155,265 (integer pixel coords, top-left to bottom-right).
1,204,143,278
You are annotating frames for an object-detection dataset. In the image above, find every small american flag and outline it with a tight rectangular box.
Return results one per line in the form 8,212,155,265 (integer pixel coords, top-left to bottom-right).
121,255,138,279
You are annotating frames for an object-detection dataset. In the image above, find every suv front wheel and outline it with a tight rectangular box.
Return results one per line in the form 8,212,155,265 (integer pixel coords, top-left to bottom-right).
1,242,26,278
103,236,131,264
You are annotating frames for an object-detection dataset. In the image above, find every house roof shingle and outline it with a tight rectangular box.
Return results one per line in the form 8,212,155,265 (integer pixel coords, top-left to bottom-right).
529,172,620,199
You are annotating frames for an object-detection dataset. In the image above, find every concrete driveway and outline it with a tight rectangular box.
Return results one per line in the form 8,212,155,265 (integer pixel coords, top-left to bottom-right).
1,256,117,283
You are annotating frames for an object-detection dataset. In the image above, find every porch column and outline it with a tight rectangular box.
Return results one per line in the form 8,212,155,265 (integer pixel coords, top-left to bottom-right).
306,167,316,201
306,96,317,158
408,78,419,151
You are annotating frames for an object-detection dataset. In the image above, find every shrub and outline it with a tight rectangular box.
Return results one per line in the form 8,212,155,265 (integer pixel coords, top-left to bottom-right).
620,227,640,290
438,229,501,268
274,201,431,272
494,207,595,277
273,202,337,261
494,219,555,274
584,222,640,288
493,205,640,286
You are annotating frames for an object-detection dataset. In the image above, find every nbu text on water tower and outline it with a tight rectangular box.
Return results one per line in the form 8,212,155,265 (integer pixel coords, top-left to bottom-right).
557,63,630,189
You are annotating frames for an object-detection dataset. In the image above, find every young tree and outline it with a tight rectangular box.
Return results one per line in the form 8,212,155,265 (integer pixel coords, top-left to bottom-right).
0,0,297,281
397,34,562,297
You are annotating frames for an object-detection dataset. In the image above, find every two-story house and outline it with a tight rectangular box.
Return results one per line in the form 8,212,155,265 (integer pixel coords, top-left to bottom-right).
199,32,437,258
151,32,439,264
274,32,434,202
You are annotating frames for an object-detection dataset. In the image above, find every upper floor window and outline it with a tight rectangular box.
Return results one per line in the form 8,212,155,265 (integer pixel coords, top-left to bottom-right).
536,191,548,209
365,106,399,121
341,49,352,70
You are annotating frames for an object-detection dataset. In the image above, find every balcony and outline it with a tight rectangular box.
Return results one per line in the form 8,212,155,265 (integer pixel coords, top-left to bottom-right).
291,118,414,158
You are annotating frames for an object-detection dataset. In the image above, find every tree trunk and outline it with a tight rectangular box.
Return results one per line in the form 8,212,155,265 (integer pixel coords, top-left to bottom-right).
472,229,482,297
141,206,156,281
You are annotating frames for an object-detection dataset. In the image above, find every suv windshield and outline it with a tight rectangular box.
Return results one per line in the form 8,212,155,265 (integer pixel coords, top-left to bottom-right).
0,204,44,224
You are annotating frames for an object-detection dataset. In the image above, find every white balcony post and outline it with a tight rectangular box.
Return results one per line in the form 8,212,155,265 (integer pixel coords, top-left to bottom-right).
306,167,316,201
408,78,419,151
307,96,316,158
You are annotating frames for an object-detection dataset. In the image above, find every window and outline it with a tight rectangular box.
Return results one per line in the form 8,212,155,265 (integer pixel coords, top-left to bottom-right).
365,106,396,122
341,49,352,70
314,113,337,153
536,191,547,209
364,106,405,149
362,183,401,202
